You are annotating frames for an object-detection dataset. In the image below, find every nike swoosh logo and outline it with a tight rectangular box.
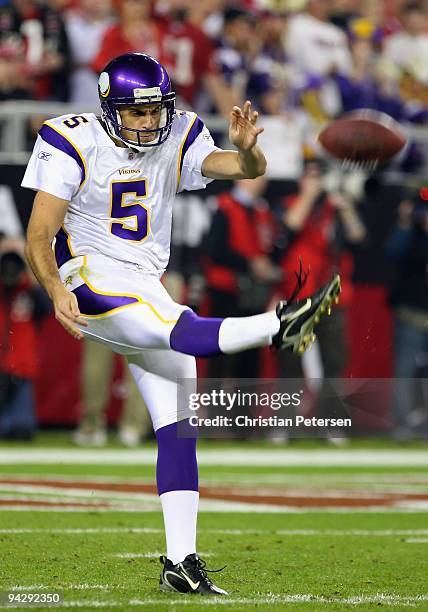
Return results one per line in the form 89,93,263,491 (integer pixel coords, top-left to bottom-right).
165,569,200,591
179,566,201,590
283,299,312,335
282,299,312,323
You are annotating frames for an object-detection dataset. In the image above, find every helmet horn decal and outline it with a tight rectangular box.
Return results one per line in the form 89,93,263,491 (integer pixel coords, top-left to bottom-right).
98,72,110,98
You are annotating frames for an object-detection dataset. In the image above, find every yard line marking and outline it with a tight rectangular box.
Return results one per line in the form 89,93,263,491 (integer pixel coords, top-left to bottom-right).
3,480,428,503
3,472,428,490
2,503,428,513
69,584,110,591
2,480,428,513
405,538,428,543
29,602,116,609
112,552,213,559
0,473,155,485
0,496,428,514
113,552,163,559
8,584,112,592
1,593,426,607
202,472,428,485
2,448,428,466
3,527,428,536
0,485,161,502
0,506,147,513
9,585,48,591
0,483,388,499
65,593,428,606
0,497,290,513
276,529,428,536
0,498,161,511
0,528,163,534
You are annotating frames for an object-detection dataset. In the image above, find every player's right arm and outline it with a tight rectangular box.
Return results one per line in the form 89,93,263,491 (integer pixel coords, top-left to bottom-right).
25,191,87,341
22,116,91,339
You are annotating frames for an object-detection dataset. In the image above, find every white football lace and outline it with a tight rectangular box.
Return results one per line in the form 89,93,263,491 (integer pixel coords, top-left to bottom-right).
341,158,379,172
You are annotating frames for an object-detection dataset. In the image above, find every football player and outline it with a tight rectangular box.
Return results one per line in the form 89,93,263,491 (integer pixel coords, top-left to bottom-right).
22,53,340,596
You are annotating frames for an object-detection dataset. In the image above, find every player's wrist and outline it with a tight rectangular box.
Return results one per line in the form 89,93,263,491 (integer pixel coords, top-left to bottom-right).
237,147,266,177
237,143,258,156
48,280,68,301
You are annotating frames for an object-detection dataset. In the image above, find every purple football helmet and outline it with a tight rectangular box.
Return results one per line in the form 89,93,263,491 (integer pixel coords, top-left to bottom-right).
98,53,176,151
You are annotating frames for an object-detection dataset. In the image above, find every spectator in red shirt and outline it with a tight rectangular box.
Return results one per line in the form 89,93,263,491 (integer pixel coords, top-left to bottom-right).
277,160,366,441
92,0,166,75
204,176,281,379
0,237,50,440
157,0,237,115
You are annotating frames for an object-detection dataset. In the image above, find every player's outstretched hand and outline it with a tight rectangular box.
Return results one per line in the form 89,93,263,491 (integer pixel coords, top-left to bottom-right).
51,285,88,340
229,100,264,152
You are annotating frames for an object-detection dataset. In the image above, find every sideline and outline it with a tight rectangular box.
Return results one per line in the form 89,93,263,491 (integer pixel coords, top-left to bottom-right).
1,448,428,467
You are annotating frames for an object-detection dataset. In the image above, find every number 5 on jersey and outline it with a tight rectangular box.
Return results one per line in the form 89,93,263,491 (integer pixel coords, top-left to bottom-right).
110,179,150,242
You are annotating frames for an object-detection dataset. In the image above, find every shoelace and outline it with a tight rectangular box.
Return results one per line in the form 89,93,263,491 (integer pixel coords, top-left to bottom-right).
191,558,227,584
286,259,310,305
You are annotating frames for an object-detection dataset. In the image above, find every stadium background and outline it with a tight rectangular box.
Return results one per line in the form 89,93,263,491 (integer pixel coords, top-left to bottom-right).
0,1,428,609
1,0,426,434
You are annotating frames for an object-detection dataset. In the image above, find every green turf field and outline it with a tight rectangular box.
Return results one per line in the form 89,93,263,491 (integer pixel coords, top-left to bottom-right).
0,438,427,611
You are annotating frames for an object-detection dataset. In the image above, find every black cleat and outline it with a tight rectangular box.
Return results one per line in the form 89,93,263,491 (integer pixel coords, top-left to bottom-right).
159,553,228,596
273,274,341,354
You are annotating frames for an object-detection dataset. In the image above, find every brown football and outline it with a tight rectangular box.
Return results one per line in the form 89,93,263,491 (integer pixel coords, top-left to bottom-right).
318,109,406,163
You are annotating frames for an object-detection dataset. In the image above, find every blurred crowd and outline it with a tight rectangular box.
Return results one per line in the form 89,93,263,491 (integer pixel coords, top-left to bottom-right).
0,0,427,443
1,0,428,125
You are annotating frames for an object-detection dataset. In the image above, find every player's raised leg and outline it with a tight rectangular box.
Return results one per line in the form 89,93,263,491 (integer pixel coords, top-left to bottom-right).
126,349,227,596
62,256,341,357
170,274,341,356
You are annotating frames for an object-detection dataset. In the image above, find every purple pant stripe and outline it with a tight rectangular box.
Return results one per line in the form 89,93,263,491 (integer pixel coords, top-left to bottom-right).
54,227,72,268
73,283,139,316
170,310,224,356
156,421,198,495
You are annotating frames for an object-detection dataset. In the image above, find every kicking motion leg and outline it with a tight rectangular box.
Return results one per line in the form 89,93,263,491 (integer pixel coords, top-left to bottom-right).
69,256,341,358
170,274,342,356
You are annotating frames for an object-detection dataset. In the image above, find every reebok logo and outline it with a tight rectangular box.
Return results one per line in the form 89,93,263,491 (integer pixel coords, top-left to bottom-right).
118,168,141,176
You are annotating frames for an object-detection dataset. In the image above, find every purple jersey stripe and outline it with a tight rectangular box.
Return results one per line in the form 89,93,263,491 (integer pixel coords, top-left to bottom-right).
72,283,139,317
54,226,73,268
179,116,204,176
39,124,86,185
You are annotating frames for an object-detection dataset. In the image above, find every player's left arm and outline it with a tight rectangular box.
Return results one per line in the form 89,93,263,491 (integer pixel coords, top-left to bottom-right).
201,101,267,180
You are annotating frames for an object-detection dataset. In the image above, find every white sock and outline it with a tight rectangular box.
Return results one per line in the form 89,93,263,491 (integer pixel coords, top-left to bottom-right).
218,310,280,354
160,490,199,564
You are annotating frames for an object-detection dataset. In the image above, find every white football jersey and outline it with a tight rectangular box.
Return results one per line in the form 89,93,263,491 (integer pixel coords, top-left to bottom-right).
22,111,219,275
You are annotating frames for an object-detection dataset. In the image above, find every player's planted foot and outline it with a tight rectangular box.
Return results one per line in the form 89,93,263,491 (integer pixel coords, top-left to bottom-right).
159,553,228,596
273,274,341,354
